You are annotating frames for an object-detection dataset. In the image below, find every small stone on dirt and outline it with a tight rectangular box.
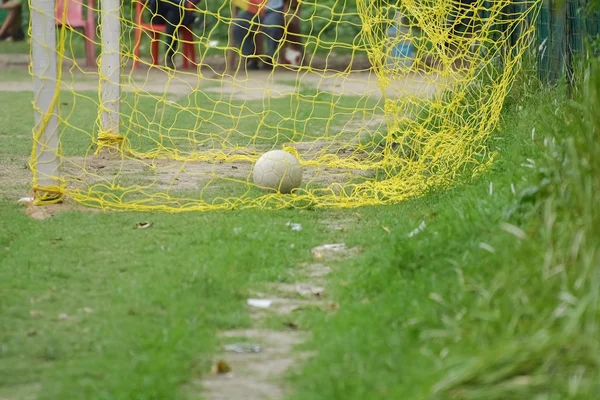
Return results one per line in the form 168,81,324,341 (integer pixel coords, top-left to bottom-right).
306,263,332,277
295,283,324,297
311,243,359,259
224,343,262,353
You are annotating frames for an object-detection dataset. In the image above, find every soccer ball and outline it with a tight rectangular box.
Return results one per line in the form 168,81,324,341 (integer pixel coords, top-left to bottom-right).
284,47,302,66
252,150,303,194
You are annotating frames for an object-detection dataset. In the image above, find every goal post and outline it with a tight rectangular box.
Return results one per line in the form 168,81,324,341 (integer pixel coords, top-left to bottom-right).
30,0,61,204
99,0,122,148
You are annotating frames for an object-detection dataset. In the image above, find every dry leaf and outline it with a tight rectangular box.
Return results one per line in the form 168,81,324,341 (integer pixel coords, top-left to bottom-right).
328,303,340,311
211,360,232,374
83,307,94,314
136,222,152,229
29,310,43,318
382,226,391,233
26,328,37,337
58,313,69,320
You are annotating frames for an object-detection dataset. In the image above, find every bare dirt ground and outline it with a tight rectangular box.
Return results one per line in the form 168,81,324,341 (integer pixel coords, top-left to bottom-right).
0,54,446,101
183,241,360,400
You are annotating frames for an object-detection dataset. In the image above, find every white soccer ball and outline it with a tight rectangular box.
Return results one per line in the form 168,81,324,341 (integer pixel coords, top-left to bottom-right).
284,47,302,66
252,150,303,194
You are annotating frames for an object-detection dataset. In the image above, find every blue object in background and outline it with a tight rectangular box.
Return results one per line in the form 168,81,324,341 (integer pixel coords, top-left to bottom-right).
392,42,414,59
386,13,415,69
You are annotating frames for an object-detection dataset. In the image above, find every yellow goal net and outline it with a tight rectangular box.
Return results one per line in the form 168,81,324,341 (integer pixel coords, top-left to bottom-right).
29,0,541,212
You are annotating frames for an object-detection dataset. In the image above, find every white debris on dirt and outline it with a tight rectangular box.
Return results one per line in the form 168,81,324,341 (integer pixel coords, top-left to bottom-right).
247,299,273,309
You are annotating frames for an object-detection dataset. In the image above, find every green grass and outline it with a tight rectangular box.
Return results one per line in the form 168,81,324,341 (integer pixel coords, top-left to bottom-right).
284,67,600,399
0,204,332,400
1,59,599,400
0,87,379,159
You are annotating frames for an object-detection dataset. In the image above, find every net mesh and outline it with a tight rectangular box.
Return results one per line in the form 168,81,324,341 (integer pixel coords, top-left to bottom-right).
29,0,541,211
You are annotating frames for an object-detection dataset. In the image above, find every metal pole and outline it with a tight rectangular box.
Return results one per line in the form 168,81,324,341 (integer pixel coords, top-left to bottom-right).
31,0,60,200
101,0,121,135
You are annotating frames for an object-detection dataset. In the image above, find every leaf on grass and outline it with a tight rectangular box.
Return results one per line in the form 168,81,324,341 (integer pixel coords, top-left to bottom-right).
328,303,339,311
30,310,43,318
479,242,496,253
429,293,446,305
83,307,94,314
500,222,527,239
26,328,37,337
382,225,391,233
136,222,152,229
58,313,69,321
211,360,232,374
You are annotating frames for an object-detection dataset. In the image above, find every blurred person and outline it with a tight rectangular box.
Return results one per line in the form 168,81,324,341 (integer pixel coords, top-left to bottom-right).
0,0,25,42
231,0,267,70
146,0,201,68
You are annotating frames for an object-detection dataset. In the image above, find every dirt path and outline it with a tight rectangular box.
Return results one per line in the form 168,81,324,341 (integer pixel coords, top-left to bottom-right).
0,53,447,103
184,241,359,400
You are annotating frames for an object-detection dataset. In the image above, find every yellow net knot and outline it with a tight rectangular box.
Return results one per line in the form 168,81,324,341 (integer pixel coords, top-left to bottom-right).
282,145,301,161
33,185,65,205
95,132,126,154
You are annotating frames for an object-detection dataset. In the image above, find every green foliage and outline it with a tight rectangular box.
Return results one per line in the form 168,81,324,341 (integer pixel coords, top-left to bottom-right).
286,63,600,399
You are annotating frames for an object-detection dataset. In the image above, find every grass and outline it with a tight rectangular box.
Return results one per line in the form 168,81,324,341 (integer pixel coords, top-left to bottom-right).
0,86,378,159
284,65,600,399
1,56,599,400
0,204,331,400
